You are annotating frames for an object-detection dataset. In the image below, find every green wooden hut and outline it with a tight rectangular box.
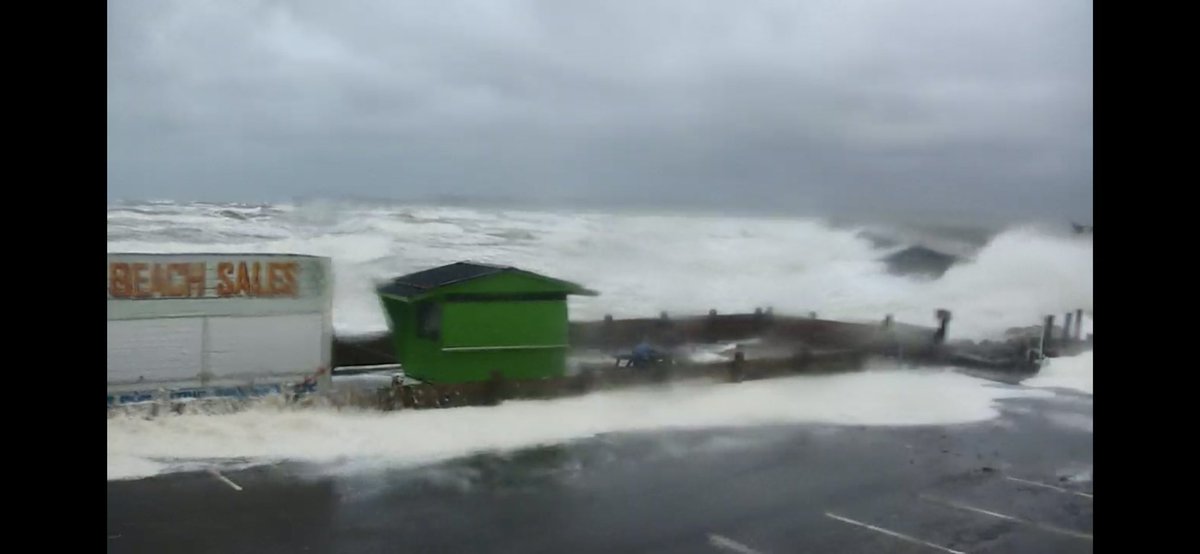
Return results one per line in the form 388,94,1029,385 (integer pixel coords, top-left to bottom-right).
376,262,598,384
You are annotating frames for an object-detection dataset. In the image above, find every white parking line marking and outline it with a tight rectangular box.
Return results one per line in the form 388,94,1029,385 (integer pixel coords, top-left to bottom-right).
707,533,766,554
825,512,966,554
208,469,244,491
919,495,1092,541
1004,475,1093,499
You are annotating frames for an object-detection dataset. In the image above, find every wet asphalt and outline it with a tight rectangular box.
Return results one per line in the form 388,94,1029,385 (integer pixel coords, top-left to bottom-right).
107,384,1092,554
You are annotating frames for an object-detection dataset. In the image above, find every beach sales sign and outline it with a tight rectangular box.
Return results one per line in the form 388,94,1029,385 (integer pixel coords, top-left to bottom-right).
106,254,332,317
109,258,302,299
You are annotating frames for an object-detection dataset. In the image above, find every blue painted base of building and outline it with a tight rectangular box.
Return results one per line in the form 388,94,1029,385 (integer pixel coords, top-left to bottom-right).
107,382,317,407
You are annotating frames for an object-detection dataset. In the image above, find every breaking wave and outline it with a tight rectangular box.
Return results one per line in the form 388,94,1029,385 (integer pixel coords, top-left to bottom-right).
106,201,1090,481
107,201,1092,341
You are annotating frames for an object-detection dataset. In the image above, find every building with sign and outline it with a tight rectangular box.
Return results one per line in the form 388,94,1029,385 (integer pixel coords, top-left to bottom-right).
106,253,334,404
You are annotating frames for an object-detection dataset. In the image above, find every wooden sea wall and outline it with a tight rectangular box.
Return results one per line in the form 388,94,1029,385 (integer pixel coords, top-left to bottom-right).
331,311,941,368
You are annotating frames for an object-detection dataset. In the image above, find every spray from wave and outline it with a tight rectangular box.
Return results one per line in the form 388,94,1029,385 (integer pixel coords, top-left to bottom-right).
107,367,1051,481
107,201,1092,341
106,201,1090,482
1024,351,1093,395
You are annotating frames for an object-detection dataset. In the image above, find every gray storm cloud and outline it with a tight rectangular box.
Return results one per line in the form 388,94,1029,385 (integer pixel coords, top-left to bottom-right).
108,0,1092,222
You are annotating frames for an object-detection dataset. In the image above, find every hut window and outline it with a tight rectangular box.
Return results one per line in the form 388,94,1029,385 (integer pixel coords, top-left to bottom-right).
417,301,441,340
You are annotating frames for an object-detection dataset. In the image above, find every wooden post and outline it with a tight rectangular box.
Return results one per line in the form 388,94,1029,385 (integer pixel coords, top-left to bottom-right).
1074,309,1083,340
1041,315,1055,356
1062,312,1073,343
578,369,596,394
794,346,813,372
657,311,672,341
730,351,745,383
603,314,614,348
879,314,896,356
934,309,951,345
483,370,506,406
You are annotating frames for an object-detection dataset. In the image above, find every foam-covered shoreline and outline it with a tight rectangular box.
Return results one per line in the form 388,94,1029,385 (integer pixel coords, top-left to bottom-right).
108,202,1092,482
108,366,1056,481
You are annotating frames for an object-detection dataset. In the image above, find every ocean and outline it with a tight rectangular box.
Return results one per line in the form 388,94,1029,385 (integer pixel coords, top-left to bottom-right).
107,200,1092,340
106,200,1093,481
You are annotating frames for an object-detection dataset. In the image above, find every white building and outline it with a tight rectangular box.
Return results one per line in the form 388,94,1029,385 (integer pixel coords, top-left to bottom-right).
106,253,333,404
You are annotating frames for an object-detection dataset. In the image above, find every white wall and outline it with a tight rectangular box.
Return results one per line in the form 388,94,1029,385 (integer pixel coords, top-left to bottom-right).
107,254,333,392
207,314,325,380
107,318,203,385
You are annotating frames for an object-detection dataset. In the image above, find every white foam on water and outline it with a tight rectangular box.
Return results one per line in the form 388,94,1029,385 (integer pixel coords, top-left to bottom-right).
1024,351,1093,395
107,367,1050,481
1044,411,1093,433
106,454,167,481
1060,466,1093,483
106,202,1091,481
107,202,1092,341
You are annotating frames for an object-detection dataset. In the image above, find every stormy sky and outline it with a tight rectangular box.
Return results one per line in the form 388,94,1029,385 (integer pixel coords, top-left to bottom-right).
107,0,1092,222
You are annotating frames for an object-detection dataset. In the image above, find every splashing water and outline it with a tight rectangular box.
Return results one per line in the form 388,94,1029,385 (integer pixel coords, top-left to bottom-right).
107,367,1052,481
108,201,1092,340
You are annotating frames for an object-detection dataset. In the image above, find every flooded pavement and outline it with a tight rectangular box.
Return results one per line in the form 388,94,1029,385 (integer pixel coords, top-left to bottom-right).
107,388,1092,553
